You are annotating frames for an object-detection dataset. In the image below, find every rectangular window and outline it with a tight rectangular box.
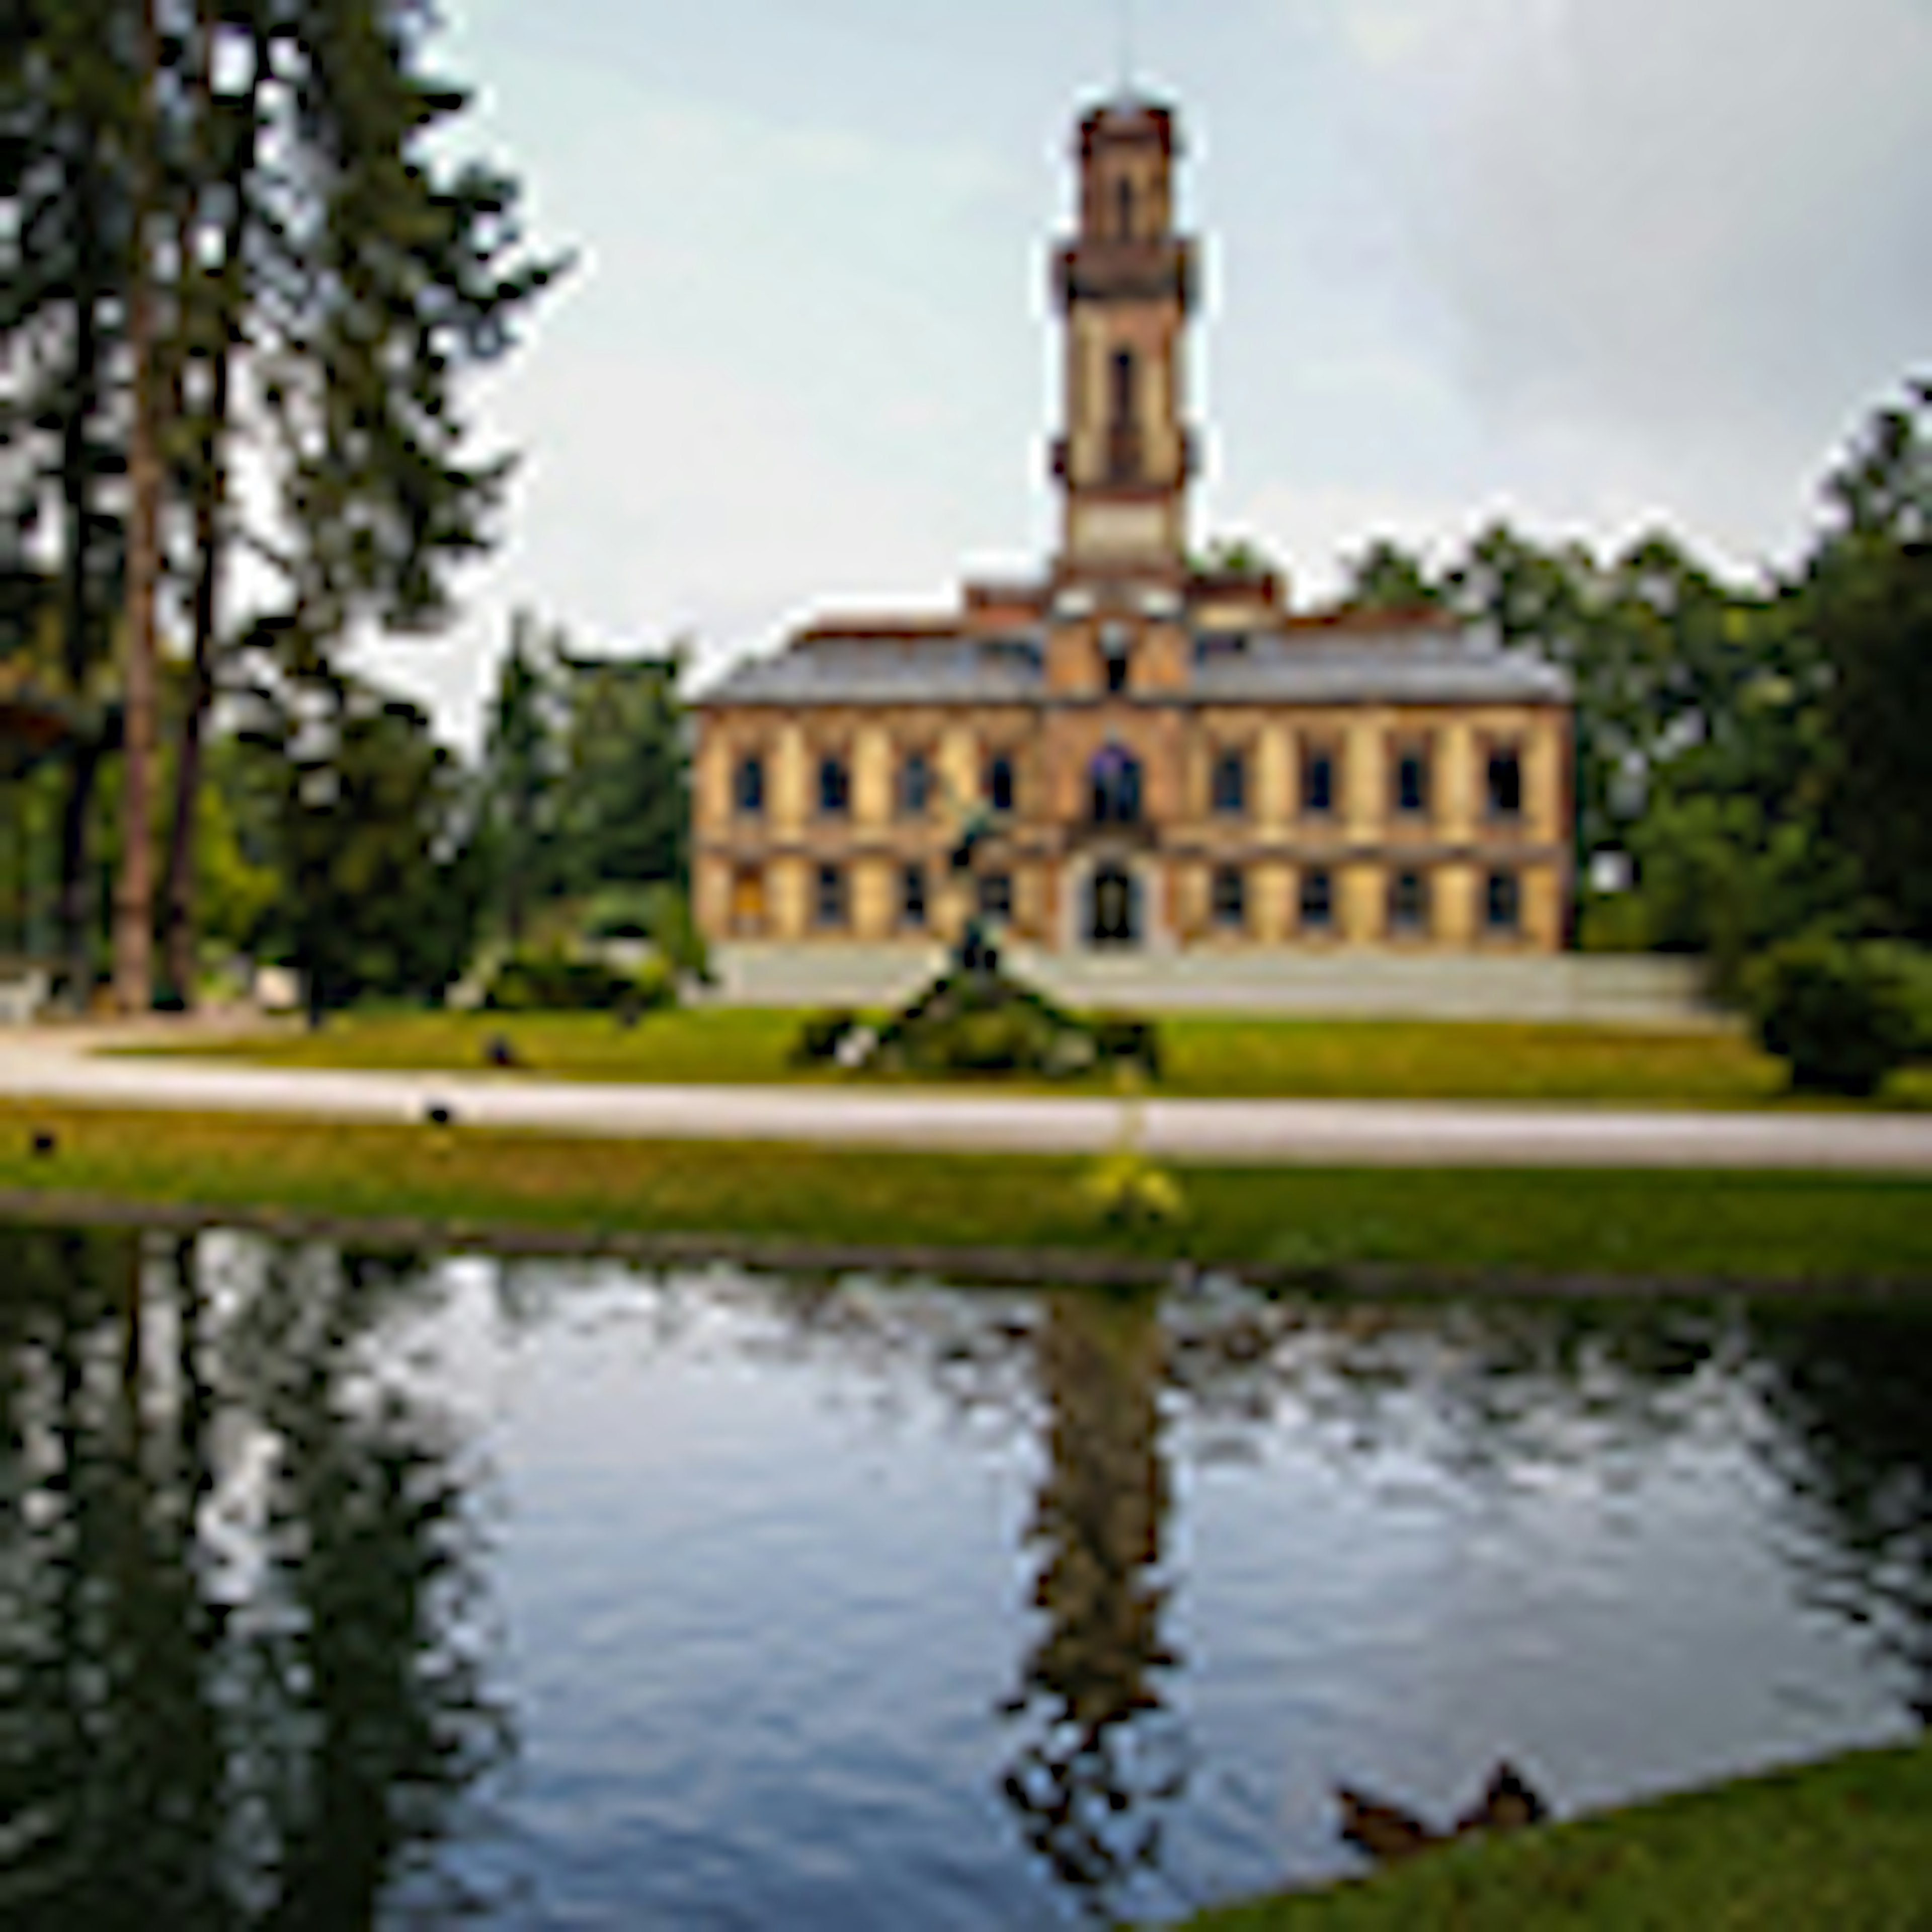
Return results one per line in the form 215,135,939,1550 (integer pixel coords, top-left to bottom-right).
978,871,1014,921
1302,747,1336,818
734,754,764,817
814,863,847,930
1211,864,1246,930
817,755,850,818
899,752,931,819
1394,745,1431,818
1299,868,1334,931
1388,868,1430,935
1486,748,1524,820
901,863,927,927
1485,869,1522,934
986,753,1016,814
1211,748,1247,817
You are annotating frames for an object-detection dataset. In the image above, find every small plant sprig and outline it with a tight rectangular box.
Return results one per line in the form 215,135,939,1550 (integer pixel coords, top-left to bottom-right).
1080,1062,1186,1227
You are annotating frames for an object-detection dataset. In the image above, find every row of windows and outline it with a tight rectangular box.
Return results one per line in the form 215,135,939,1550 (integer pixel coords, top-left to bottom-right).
735,751,1017,821
779,863,1525,936
1206,744,1524,821
733,745,1525,824
1207,865,1522,936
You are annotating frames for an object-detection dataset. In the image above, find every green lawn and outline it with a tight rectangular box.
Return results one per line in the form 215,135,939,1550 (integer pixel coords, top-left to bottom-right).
1176,1736,1932,1931
4,1099,1930,1284
133,1006,1932,1109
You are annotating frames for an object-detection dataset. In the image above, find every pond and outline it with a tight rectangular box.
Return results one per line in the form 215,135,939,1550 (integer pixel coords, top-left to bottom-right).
2,1222,1927,1927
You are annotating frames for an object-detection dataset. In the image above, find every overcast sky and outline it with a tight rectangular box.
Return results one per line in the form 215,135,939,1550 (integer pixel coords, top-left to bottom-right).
386,0,1932,744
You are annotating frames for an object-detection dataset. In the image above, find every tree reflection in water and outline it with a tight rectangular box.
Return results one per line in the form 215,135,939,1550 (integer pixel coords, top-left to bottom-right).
0,1226,507,1929
7,1232,1932,1927
1747,1306,1932,1725
1000,1290,1189,1920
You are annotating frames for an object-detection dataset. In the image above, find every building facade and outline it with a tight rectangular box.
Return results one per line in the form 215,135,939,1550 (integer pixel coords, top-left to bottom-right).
693,95,1571,958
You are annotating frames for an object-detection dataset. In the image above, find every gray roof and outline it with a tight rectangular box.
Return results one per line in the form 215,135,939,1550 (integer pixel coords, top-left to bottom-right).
1192,627,1570,704
699,622,1569,708
701,635,1045,707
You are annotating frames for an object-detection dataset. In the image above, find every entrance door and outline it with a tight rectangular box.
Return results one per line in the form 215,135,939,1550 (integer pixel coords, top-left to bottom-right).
1088,863,1140,947
731,866,767,935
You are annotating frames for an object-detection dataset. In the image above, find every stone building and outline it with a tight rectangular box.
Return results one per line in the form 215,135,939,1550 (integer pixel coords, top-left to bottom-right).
692,94,1571,962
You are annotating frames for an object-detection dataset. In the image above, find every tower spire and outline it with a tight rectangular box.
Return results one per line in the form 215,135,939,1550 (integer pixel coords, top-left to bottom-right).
1050,94,1196,582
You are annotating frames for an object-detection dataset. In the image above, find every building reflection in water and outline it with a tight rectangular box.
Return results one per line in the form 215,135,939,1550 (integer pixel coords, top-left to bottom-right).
999,1289,1190,1918
0,1225,506,1929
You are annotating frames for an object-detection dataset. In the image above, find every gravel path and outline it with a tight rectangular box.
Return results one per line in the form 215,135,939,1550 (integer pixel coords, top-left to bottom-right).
3,1026,1930,1172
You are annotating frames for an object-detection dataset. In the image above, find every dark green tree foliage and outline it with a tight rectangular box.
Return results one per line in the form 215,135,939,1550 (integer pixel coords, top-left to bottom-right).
249,679,480,1013
480,607,563,943
1,0,136,987
5,0,560,1005
554,648,689,892
1809,379,1932,945
1749,935,1917,1097
1339,536,1444,614
253,0,560,648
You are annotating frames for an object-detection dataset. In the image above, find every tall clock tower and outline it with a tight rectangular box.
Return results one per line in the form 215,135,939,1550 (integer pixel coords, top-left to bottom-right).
1051,97,1198,582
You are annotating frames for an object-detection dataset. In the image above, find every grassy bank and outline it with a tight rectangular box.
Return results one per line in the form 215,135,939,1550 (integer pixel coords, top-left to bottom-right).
131,1008,1932,1109
1178,1736,1932,1930
3,1099,1930,1283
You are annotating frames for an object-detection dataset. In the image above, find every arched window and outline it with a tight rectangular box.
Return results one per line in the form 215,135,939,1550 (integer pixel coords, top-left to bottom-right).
817,753,850,818
1115,175,1135,237
900,863,927,928
1089,744,1143,825
1089,863,1139,946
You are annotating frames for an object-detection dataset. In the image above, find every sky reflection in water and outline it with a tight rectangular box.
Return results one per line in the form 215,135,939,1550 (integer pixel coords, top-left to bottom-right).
1,1223,1927,1928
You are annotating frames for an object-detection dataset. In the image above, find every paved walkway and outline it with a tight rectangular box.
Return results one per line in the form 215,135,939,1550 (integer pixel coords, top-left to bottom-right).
3,1025,1930,1172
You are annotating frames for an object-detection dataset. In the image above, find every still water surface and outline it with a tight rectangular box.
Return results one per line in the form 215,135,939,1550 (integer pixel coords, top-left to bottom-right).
2,1223,1928,1927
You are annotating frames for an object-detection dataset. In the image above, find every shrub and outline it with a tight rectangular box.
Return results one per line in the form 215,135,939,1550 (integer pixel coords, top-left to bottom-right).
1091,1012,1161,1078
1747,936,1917,1097
1861,941,1932,1056
582,887,658,941
1576,892,1651,954
792,1008,859,1064
582,887,714,985
482,946,674,1016
1081,1149,1186,1227
931,1003,1055,1073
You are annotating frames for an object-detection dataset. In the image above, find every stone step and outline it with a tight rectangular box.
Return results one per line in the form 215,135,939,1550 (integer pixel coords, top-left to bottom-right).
702,944,1723,1027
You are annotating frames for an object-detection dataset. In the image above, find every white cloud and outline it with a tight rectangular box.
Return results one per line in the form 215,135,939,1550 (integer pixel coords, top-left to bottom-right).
1366,0,1932,482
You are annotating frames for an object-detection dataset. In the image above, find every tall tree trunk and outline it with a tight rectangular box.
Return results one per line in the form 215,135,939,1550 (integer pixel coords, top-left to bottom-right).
56,743,102,1006
115,0,162,1016
163,2,260,1007
56,147,104,1006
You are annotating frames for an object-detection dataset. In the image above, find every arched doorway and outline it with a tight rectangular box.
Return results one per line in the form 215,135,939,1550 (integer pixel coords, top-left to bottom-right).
1088,862,1140,947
